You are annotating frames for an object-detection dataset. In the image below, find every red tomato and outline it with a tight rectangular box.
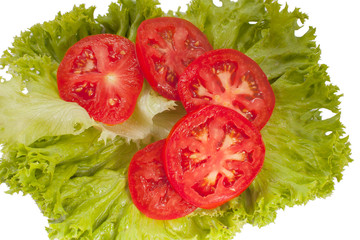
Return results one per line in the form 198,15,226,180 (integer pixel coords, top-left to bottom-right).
128,139,197,220
57,34,143,125
164,105,265,209
178,49,275,129
136,17,213,100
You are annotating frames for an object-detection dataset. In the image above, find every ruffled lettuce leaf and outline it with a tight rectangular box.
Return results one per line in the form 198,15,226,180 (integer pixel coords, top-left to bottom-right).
179,0,267,51
97,0,164,42
0,0,352,240
0,128,242,240
0,5,102,65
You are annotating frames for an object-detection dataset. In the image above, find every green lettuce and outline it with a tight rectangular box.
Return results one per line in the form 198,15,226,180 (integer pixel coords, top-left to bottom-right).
0,0,352,240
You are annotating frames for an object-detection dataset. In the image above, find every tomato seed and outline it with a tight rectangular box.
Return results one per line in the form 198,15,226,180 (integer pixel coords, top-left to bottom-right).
74,87,83,92
166,71,178,87
108,98,119,106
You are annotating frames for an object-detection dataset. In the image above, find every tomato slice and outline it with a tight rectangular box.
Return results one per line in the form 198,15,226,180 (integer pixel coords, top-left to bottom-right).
164,105,265,209
178,49,275,129
128,139,197,220
136,17,213,100
57,34,143,125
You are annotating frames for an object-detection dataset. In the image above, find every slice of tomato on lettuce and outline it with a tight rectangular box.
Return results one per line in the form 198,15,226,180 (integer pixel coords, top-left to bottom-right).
136,17,213,100
57,34,143,125
164,105,265,209
178,49,275,129
128,139,196,220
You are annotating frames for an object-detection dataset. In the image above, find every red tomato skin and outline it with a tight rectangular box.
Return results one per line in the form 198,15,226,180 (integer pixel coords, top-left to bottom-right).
163,105,265,209
128,139,196,220
57,34,143,125
178,48,275,129
136,17,213,100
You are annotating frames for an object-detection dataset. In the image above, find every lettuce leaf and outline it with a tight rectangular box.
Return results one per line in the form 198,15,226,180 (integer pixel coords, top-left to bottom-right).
0,128,242,240
0,0,352,240
97,0,164,42
0,55,96,145
0,5,102,65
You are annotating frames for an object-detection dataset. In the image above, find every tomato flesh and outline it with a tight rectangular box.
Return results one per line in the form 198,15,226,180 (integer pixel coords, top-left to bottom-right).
128,139,196,220
136,17,213,100
164,105,265,209
57,34,143,125
178,49,275,129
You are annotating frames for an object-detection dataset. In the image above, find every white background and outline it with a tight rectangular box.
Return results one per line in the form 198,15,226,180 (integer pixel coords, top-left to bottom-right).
0,0,359,239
